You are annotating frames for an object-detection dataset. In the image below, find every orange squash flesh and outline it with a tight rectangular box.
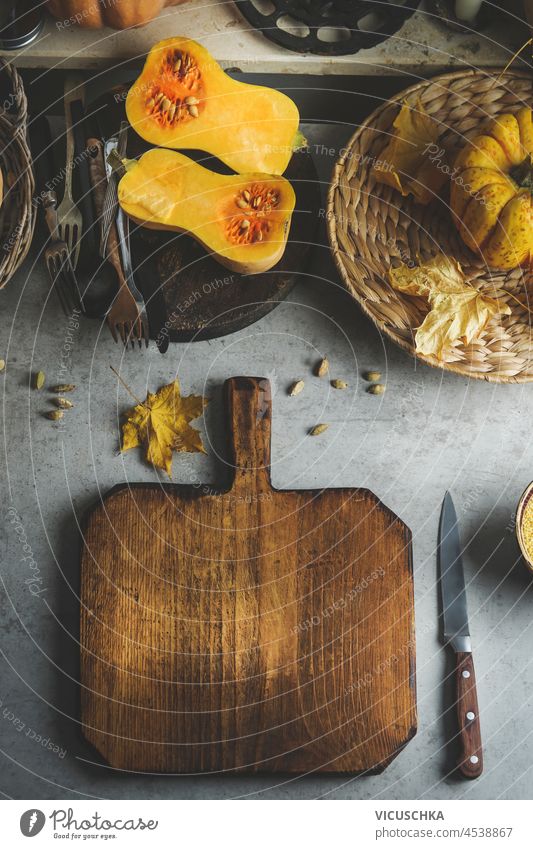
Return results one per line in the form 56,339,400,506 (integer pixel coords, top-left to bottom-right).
126,37,300,175
117,148,296,275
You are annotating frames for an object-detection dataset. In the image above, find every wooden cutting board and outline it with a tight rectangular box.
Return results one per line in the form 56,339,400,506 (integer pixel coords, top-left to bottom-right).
80,377,416,774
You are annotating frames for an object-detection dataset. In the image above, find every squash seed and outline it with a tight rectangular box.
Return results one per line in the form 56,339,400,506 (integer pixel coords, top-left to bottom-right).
169,103,176,121
252,196,262,208
243,189,251,202
185,96,199,105
288,379,304,396
54,397,74,409
174,59,181,72
52,384,76,393
34,371,45,390
236,198,248,209
188,105,199,118
161,97,171,113
315,357,329,377
309,423,329,437
46,410,63,421
155,92,164,103
364,370,381,382
147,98,155,110
252,230,263,242
240,219,250,231
367,383,385,395
331,379,348,390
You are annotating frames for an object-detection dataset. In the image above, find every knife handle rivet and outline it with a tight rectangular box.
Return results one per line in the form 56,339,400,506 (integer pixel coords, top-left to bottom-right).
462,670,471,678
469,755,479,764
466,711,475,721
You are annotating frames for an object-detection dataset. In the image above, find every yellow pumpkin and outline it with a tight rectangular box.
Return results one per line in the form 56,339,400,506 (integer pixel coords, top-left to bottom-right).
450,107,533,270
46,0,187,29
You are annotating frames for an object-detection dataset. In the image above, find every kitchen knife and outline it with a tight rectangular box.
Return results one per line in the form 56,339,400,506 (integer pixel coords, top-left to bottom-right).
438,492,483,779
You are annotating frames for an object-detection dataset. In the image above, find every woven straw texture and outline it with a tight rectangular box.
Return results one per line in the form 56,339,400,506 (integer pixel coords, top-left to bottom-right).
0,59,35,289
327,70,533,383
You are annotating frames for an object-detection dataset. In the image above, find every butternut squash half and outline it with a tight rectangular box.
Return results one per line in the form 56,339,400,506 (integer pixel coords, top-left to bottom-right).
126,37,300,175
117,148,296,274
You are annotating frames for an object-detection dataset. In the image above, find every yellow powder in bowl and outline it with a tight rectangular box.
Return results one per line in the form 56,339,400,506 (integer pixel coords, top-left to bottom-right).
521,497,533,564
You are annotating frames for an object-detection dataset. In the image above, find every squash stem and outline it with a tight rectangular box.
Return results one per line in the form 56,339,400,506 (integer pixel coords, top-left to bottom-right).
511,155,533,192
107,150,137,177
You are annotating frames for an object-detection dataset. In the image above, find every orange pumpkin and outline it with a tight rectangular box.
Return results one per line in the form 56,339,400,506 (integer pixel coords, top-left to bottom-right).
46,0,187,29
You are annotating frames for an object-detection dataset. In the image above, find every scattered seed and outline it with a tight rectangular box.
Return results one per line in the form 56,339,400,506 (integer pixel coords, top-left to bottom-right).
331,379,348,390
239,219,250,231
188,105,199,118
236,197,248,209
315,357,329,378
367,383,385,395
52,384,76,393
0,359,4,372
54,397,74,409
288,379,304,396
309,423,329,437
364,370,381,382
34,371,45,390
46,410,63,421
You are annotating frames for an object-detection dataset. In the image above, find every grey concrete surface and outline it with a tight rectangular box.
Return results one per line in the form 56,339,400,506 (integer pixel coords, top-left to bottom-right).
0,125,532,801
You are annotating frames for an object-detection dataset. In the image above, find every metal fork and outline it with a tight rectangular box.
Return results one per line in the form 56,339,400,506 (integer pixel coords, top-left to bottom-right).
88,138,148,348
43,192,82,316
56,75,84,269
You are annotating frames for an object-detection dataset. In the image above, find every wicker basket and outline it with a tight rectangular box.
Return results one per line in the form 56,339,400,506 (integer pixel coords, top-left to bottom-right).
327,70,533,383
0,59,35,289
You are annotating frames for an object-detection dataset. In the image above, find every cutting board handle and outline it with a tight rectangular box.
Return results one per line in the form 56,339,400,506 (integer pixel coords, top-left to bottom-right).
225,376,272,493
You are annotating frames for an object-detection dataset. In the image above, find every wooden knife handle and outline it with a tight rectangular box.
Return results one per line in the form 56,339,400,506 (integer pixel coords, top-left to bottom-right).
455,651,483,779
224,376,272,493
87,138,124,283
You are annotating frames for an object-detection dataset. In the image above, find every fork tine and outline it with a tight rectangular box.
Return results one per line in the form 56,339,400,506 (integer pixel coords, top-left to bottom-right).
107,318,118,343
71,223,81,270
118,323,127,347
47,258,69,316
49,254,73,315
142,318,150,349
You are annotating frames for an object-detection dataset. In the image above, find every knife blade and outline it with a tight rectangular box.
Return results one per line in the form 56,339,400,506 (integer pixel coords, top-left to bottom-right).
438,492,483,779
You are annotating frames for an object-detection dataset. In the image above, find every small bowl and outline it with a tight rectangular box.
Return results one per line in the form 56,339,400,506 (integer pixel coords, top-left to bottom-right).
516,482,533,573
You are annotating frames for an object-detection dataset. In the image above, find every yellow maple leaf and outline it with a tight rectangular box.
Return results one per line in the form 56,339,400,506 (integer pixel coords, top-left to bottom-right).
120,378,208,476
389,253,511,359
373,99,447,204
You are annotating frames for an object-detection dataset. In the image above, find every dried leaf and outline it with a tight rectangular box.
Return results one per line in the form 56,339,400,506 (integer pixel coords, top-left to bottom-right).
373,99,447,204
121,378,208,476
389,253,511,359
